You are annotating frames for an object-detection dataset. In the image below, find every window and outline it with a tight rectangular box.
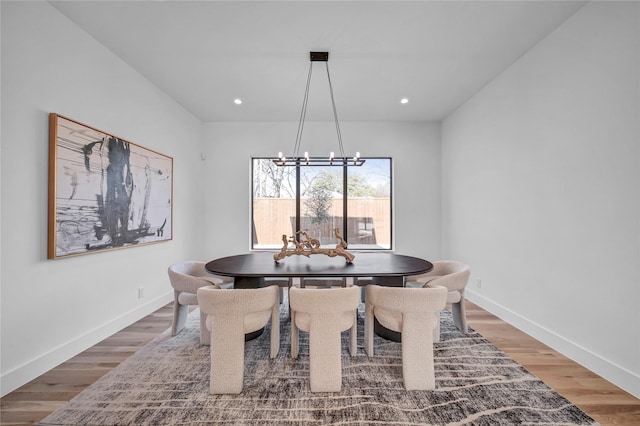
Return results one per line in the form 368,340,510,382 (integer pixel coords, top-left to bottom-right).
252,158,392,250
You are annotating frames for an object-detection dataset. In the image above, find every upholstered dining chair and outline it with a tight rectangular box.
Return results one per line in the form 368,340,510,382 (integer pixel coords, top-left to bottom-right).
289,284,360,392
365,284,447,390
197,284,280,394
406,260,471,339
167,261,233,345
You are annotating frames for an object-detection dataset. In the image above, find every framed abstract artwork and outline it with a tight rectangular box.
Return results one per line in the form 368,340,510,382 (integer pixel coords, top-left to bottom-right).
48,114,173,259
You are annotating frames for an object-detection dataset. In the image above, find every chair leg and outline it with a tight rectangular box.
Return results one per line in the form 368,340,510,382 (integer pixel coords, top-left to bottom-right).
291,311,299,359
270,304,280,358
209,323,246,394
451,295,468,334
309,323,342,392
433,311,441,343
349,311,357,356
199,310,210,345
402,314,437,391
171,291,188,336
364,303,374,357
287,282,292,319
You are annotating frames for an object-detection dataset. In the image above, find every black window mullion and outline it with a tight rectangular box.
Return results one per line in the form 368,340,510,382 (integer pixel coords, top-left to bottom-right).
295,164,301,241
343,165,348,245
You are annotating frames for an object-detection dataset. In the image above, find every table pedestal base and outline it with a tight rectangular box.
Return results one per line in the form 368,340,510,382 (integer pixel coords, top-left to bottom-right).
244,328,264,341
374,317,401,342
234,276,265,289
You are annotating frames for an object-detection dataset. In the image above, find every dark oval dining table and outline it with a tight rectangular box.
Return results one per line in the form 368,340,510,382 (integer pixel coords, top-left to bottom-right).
205,251,433,342
205,251,433,288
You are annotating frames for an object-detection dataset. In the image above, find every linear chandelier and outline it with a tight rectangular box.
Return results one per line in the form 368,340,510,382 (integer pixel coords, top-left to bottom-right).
273,51,364,167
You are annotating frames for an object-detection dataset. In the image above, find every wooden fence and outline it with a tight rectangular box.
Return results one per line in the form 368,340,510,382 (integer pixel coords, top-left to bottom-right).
253,198,391,247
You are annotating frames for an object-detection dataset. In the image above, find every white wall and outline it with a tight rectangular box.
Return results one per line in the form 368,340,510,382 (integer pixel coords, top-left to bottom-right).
202,121,441,260
0,1,204,396
442,1,639,397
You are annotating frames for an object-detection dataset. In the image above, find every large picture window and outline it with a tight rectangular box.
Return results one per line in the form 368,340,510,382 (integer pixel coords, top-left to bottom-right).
252,158,392,250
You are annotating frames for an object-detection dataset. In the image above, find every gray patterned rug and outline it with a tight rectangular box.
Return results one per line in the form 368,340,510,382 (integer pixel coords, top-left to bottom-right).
40,300,598,425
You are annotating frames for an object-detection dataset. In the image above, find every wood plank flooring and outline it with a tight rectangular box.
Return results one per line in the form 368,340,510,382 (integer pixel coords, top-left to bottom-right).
1,302,639,425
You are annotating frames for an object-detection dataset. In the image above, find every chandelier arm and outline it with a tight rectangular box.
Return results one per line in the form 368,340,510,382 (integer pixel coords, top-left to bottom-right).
293,61,314,159
325,61,345,159
275,52,364,167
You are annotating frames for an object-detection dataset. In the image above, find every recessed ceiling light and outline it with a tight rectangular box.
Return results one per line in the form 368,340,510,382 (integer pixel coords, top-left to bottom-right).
234,99,242,105
400,98,409,104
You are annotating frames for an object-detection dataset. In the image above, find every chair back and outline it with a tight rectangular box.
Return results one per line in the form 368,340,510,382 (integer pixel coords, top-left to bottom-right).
197,285,279,325
430,260,469,276
169,260,206,276
290,285,360,314
169,261,224,293
422,261,470,293
365,284,448,314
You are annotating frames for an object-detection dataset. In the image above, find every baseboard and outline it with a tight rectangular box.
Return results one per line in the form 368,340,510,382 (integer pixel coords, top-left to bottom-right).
0,292,174,398
466,289,640,399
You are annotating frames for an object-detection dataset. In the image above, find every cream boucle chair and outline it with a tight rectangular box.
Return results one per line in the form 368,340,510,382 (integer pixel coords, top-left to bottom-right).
168,261,233,345
365,284,447,390
407,260,471,339
197,284,280,394
289,284,360,392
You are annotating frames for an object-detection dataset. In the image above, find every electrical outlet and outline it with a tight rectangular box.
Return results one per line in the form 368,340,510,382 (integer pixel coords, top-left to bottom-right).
138,287,144,299
476,279,482,289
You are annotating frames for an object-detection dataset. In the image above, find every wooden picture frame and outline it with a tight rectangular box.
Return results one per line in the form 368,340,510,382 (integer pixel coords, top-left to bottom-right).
48,114,173,259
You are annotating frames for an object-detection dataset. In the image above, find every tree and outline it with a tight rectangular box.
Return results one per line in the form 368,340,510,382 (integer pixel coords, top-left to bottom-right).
346,174,376,197
253,159,296,198
304,174,334,225
302,171,338,243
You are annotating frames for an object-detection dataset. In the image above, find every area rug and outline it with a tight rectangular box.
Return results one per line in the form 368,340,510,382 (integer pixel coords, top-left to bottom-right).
40,300,599,425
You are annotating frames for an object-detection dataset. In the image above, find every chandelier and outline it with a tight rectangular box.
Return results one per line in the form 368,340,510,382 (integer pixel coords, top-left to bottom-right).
273,52,364,167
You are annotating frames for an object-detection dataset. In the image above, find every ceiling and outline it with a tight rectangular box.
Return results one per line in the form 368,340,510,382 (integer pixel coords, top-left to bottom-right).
49,1,586,122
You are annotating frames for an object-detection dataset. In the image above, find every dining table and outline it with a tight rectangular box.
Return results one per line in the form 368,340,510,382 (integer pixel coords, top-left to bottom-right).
205,251,432,287
205,251,433,341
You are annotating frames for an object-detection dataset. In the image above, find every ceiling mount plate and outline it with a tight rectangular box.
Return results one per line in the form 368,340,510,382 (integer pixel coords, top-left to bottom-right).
310,51,329,62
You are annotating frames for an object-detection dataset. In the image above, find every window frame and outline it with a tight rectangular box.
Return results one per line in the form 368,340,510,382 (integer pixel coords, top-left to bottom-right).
250,157,393,251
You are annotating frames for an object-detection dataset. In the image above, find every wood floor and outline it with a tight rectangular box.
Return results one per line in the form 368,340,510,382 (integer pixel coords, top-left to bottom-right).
1,301,639,425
